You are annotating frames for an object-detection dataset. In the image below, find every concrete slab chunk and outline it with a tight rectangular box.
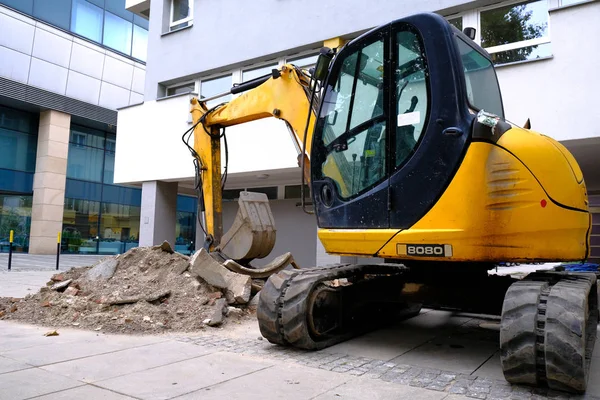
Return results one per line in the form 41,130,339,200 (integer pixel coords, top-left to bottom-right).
86,258,118,281
189,249,251,304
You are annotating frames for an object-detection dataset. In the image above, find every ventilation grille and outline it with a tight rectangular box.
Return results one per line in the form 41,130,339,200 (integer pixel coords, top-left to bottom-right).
0,77,117,126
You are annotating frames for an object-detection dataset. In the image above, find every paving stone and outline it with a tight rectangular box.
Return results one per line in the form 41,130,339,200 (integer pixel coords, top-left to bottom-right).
427,382,450,391
450,386,469,395
466,391,488,399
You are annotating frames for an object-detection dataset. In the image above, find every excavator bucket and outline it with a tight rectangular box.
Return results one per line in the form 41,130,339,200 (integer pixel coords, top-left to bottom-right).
219,191,276,262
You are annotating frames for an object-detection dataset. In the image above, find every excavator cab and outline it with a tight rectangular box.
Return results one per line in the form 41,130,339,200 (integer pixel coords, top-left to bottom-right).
311,14,499,229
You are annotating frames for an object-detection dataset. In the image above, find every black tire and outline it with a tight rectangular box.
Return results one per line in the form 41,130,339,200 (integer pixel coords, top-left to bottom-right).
500,280,549,386
545,277,598,393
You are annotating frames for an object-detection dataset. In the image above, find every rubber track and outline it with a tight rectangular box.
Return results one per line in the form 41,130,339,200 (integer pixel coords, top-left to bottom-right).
257,263,411,350
545,275,597,393
500,272,598,394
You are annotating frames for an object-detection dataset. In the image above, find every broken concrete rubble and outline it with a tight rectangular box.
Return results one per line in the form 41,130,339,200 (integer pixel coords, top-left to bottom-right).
86,258,118,281
207,298,227,326
189,249,252,304
0,245,255,334
51,279,73,291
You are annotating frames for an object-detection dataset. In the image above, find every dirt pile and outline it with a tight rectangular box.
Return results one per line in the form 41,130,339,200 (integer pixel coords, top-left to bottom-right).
0,245,255,334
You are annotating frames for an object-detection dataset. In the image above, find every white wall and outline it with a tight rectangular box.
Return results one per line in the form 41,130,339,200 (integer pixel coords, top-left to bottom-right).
115,97,301,183
223,199,317,268
114,95,194,183
496,2,600,142
0,5,145,110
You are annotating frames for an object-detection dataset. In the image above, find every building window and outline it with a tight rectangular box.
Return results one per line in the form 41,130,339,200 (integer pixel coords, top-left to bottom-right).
242,63,278,82
287,54,319,69
170,0,193,31
166,82,196,97
0,195,33,254
448,17,463,31
132,25,148,62
480,0,551,65
71,0,103,43
103,11,133,55
0,106,38,173
200,75,232,107
33,0,72,31
284,185,311,200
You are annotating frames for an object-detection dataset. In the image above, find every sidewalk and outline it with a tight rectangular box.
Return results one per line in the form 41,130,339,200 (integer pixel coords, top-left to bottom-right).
2,262,600,399
0,254,105,271
0,320,470,400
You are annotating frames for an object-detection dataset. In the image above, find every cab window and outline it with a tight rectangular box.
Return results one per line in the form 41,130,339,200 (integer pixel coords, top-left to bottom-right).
456,37,504,118
395,30,429,168
318,38,387,199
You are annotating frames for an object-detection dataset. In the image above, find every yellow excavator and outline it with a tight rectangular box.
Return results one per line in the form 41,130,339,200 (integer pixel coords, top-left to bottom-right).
183,13,595,393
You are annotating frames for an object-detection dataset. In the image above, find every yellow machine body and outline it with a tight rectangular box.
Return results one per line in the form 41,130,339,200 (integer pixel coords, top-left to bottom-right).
319,127,590,262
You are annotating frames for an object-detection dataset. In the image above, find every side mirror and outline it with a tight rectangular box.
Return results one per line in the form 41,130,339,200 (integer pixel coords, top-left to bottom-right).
313,47,334,82
463,27,476,40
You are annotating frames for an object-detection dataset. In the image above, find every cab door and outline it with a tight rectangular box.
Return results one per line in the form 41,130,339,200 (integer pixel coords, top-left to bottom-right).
387,18,471,228
311,27,392,229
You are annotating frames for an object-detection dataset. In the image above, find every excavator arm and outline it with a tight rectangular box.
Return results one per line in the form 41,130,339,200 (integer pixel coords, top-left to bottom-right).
189,64,319,251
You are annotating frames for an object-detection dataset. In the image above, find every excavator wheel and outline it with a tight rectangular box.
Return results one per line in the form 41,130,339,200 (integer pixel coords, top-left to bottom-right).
500,272,598,393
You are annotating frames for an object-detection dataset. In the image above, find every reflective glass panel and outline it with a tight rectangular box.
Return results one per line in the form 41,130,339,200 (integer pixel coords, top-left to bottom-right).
481,0,549,48
103,11,133,55
99,202,140,254
172,0,190,22
71,0,104,43
62,198,100,254
201,75,232,107
167,83,195,96
67,143,105,182
0,106,35,133
70,125,105,148
33,0,71,30
103,151,115,184
0,129,37,172
1,0,33,14
105,0,133,21
176,211,195,255
288,54,318,68
448,17,463,31
490,42,552,65
0,195,32,253
132,25,148,61
242,64,277,82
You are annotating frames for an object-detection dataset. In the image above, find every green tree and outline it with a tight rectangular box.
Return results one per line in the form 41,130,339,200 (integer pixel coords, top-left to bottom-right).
481,3,547,64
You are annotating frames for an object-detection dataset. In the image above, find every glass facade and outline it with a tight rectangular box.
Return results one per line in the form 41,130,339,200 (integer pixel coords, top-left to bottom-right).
0,0,149,62
63,123,141,254
0,106,37,253
62,123,197,255
0,195,32,253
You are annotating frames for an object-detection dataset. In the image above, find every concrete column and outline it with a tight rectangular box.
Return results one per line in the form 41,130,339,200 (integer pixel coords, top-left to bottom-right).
139,181,177,246
29,110,70,254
